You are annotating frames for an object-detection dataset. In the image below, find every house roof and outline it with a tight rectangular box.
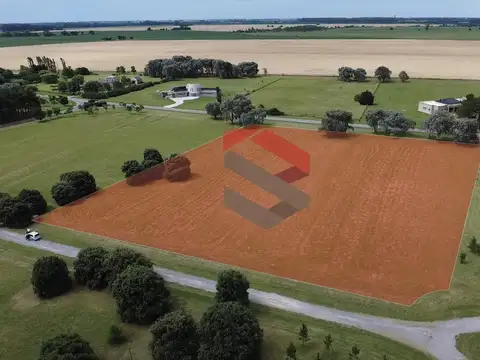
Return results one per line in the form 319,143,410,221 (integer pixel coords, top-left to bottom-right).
436,98,462,105
422,100,446,107
170,86,187,92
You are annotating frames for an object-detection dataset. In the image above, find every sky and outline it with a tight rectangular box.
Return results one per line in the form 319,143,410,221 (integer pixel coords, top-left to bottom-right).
0,0,479,23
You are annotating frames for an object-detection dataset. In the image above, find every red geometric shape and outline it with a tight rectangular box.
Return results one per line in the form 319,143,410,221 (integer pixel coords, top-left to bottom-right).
222,126,262,151
274,166,309,183
251,130,311,174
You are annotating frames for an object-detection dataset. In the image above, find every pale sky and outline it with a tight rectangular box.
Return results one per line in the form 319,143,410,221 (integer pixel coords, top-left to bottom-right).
0,0,479,23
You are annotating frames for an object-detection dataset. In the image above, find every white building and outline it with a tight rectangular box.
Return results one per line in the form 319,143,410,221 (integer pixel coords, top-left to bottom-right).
104,75,117,83
418,97,466,115
162,83,218,98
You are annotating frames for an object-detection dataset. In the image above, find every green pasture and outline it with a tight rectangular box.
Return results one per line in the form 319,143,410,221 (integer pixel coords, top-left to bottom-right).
456,333,480,360
0,241,431,360
1,26,480,47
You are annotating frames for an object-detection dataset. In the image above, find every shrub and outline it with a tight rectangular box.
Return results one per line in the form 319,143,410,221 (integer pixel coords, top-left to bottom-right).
150,310,198,360
112,265,171,324
107,325,127,345
398,70,410,82
16,189,47,215
75,67,91,75
215,269,250,306
58,95,69,105
205,102,222,119
354,90,375,105
73,247,110,290
266,107,285,116
143,148,163,164
121,159,144,178
31,256,72,299
103,247,153,287
198,302,263,360
41,73,59,84
39,333,99,360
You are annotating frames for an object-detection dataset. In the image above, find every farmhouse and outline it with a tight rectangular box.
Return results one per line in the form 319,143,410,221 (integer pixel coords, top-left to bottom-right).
130,75,143,85
161,83,218,98
418,97,466,115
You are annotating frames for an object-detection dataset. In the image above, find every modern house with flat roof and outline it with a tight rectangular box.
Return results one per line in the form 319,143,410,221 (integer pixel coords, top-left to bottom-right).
418,97,466,115
161,83,218,98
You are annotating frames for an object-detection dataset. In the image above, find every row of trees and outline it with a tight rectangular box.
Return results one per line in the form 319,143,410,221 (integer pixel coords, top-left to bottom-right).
32,246,264,360
81,79,160,99
144,56,259,80
338,65,409,83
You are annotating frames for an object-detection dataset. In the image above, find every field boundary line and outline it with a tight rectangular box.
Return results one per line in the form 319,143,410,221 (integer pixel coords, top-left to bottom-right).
249,77,283,95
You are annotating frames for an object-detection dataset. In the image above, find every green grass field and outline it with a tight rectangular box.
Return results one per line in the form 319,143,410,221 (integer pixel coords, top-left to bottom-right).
1,26,480,47
1,110,480,322
0,241,432,360
456,333,480,360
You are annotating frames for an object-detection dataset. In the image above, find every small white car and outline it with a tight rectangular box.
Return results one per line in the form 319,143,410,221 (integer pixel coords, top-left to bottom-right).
25,229,41,241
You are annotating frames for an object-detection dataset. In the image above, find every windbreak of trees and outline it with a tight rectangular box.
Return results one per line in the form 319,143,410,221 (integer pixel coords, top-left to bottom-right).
0,82,41,125
144,56,259,80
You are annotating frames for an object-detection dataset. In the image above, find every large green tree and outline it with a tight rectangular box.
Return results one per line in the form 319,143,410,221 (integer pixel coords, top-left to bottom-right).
150,310,199,360
16,189,47,215
423,110,455,138
0,195,32,228
38,333,99,360
31,256,72,299
51,170,97,206
103,247,153,287
215,270,250,306
198,302,263,360
73,246,110,290
112,265,171,324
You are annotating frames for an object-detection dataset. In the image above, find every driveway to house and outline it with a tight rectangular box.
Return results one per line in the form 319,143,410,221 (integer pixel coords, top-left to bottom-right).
0,229,476,360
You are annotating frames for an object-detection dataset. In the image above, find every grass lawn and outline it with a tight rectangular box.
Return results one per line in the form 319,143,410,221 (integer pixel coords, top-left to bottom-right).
456,333,480,360
109,76,280,107
0,110,231,203
248,76,377,120
0,241,432,360
2,110,480,321
370,79,480,125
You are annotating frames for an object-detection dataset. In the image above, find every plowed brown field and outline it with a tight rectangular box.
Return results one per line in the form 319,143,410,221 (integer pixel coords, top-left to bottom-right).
37,129,480,304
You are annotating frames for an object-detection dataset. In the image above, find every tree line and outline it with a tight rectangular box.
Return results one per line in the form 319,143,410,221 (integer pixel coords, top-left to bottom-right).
144,55,259,80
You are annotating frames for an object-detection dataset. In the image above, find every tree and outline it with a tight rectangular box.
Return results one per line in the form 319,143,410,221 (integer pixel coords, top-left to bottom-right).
39,333,99,360
220,99,234,123
116,66,126,74
239,108,267,126
143,148,163,164
103,247,153,287
215,269,250,306
298,323,310,345
423,110,455,138
62,66,75,78
354,90,374,105
31,256,72,299
338,66,355,82
131,66,137,73
16,189,47,215
452,118,479,144
46,109,53,117
398,70,409,82
468,236,480,254
52,107,61,116
375,66,392,82
58,95,69,105
107,325,127,345
198,302,263,360
349,345,360,360
365,109,389,133
324,333,333,351
75,67,91,75
383,111,415,135
40,72,59,84
457,94,480,121
460,252,467,264
0,196,32,228
205,102,222,119
320,110,354,132
285,342,297,360
57,80,68,93
263,67,268,76
51,170,97,206
314,352,322,360
73,246,110,290
150,310,198,360
353,68,367,82
221,94,254,124
83,80,103,93
112,265,171,325
121,159,144,178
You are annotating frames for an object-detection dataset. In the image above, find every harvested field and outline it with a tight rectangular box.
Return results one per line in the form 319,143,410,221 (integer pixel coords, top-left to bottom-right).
37,128,480,305
1,40,480,79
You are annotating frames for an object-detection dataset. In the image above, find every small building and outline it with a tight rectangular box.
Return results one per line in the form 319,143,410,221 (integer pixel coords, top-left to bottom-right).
418,97,466,115
103,75,117,84
131,75,143,85
164,83,218,98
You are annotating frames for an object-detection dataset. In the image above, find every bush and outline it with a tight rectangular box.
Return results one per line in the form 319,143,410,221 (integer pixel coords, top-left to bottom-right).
205,102,222,119
51,170,97,206
75,67,91,75
121,160,144,178
198,302,263,360
143,148,163,164
41,73,59,84
39,333,99,360
398,70,409,82
58,95,69,105
215,270,250,306
16,189,47,215
354,90,375,105
112,265,171,324
0,196,32,228
107,325,127,345
150,310,198,360
31,256,72,299
266,107,285,116
103,247,153,287
74,247,110,290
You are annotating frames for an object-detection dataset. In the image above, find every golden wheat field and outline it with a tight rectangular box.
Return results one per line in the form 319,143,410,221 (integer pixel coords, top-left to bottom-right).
0,39,478,79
